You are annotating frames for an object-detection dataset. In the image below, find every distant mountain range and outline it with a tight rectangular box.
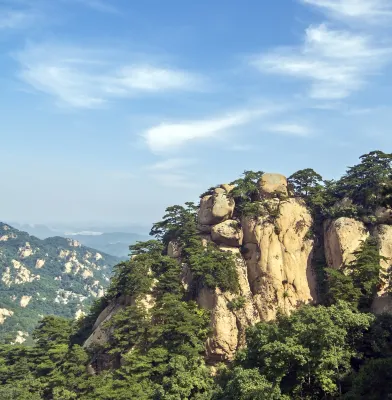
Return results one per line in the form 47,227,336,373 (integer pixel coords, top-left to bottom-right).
0,222,120,344
8,223,150,258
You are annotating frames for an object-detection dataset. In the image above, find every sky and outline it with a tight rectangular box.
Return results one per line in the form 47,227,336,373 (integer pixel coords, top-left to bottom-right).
1,0,392,227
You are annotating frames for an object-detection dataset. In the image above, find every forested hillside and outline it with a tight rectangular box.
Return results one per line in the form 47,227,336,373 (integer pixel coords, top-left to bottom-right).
0,224,119,343
0,150,392,399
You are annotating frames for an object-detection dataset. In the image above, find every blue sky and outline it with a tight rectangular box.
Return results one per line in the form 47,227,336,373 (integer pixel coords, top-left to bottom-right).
1,0,392,226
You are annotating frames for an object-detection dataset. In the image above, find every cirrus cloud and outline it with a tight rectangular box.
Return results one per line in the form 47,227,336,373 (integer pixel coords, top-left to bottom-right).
15,43,207,108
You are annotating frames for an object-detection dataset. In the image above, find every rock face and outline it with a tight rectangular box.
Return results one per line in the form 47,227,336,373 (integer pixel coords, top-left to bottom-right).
85,173,392,366
372,225,392,314
194,178,317,361
324,217,369,269
323,219,392,315
211,220,243,247
197,248,259,362
242,198,316,321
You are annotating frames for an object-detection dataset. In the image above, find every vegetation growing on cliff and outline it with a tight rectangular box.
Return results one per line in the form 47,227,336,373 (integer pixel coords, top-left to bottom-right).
0,151,392,398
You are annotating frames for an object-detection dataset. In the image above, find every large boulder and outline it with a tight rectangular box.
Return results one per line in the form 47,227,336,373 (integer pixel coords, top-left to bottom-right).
242,198,316,320
211,220,243,247
258,173,288,199
324,217,369,269
198,189,235,228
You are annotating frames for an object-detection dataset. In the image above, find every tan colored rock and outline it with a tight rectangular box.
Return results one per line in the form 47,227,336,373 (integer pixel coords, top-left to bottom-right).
85,293,153,350
18,242,33,258
2,260,40,286
82,269,94,279
198,191,235,227
242,198,316,320
375,207,392,224
95,253,103,261
211,220,243,247
59,249,70,259
197,248,259,361
20,295,32,308
324,217,369,269
75,309,86,320
0,309,14,324
220,183,235,193
35,259,45,269
67,239,82,247
12,331,28,344
168,240,182,258
372,225,392,314
0,235,9,242
258,173,288,198
85,299,128,349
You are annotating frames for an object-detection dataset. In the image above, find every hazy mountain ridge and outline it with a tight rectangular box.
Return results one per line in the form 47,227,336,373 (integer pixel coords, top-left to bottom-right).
8,223,149,258
0,223,120,343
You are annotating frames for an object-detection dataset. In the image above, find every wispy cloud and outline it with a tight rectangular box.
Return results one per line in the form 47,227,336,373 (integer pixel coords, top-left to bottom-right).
251,24,392,100
16,43,206,108
266,123,313,137
147,158,196,171
300,0,392,22
0,9,35,30
143,108,273,153
71,0,119,14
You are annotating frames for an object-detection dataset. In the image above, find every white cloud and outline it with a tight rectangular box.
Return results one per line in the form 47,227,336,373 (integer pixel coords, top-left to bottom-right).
16,43,205,108
252,24,392,100
0,10,34,29
143,108,271,153
300,0,392,22
147,158,196,171
266,123,313,137
72,0,119,14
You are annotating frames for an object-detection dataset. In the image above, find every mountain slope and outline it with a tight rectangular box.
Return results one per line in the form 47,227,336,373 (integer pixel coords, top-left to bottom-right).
64,232,150,258
0,223,120,343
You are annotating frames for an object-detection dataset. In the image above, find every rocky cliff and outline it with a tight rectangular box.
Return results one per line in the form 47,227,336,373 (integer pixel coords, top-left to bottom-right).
85,169,392,365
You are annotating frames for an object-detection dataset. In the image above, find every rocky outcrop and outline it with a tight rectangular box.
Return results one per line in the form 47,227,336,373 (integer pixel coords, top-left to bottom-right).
372,225,392,314
35,259,45,269
84,298,127,349
20,295,32,308
18,242,33,258
242,198,316,321
0,309,13,324
197,248,259,362
258,173,288,198
194,175,317,361
198,187,235,232
324,217,369,269
211,220,243,247
323,218,392,314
